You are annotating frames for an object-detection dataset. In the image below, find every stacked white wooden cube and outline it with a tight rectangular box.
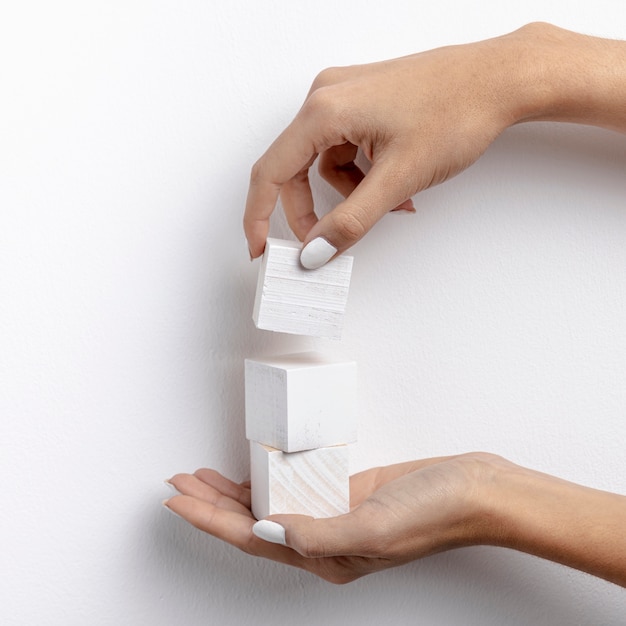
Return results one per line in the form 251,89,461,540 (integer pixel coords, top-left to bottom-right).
247,238,356,519
252,238,353,340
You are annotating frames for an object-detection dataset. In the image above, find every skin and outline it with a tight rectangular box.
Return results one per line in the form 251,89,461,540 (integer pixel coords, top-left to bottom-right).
166,23,626,585
165,453,626,586
243,22,626,259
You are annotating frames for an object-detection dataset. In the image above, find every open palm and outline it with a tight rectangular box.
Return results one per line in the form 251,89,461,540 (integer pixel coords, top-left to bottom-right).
165,453,494,583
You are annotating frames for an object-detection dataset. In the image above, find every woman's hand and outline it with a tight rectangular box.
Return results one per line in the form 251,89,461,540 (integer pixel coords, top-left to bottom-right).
244,22,626,268
165,453,496,583
165,452,626,585
244,30,524,267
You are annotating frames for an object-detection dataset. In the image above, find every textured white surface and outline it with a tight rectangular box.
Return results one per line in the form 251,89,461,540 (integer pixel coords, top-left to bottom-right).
2,2,626,625
250,441,350,519
253,238,353,339
245,352,357,452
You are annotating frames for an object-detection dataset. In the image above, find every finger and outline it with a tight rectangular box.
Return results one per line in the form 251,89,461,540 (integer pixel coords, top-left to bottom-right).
245,83,365,258
165,496,308,568
244,124,320,258
254,461,462,560
320,144,415,214
258,507,383,559
167,473,251,517
252,516,384,583
277,78,361,242
279,163,319,242
299,156,415,269
318,142,363,198
192,468,252,509
391,198,416,213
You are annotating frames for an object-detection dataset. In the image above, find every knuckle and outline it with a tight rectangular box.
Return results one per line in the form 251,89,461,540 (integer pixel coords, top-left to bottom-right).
249,158,267,185
292,535,325,559
239,535,257,556
459,451,501,462
332,209,368,243
311,66,344,90
302,86,343,122
459,451,509,478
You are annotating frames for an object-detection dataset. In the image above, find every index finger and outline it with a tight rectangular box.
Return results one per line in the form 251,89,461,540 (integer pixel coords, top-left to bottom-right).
244,122,318,258
244,86,352,258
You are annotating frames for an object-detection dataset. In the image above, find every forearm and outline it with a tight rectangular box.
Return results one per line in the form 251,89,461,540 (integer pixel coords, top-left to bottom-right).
505,22,626,133
486,459,626,586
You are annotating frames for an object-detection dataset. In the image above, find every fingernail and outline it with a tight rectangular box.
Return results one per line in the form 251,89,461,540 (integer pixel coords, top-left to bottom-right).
164,480,180,495
300,237,337,269
252,520,287,545
162,499,182,519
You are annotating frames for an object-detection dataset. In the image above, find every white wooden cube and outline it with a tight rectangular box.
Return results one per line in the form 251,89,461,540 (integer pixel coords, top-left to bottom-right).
250,441,350,520
252,237,353,340
245,351,357,452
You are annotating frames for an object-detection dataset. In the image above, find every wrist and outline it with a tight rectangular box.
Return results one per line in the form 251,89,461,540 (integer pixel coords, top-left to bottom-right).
502,22,626,132
480,455,626,586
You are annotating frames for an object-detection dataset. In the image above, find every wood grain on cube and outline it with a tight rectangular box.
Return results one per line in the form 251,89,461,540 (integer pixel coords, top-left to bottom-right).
252,238,353,340
250,440,350,520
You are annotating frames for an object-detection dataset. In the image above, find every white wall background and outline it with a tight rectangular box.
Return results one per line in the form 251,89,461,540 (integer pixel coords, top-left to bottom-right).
2,1,625,624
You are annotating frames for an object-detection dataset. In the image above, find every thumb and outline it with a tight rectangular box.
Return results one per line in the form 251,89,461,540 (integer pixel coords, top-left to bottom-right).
252,511,370,558
300,159,414,269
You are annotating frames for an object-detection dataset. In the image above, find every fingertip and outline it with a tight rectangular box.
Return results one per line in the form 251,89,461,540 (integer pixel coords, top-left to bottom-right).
246,236,266,261
164,480,180,495
162,498,183,520
243,212,270,260
391,198,416,213
300,237,338,269
252,520,287,545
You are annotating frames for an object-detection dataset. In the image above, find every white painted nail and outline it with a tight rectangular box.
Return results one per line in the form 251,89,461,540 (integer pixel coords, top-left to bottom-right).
252,520,287,545
300,237,337,269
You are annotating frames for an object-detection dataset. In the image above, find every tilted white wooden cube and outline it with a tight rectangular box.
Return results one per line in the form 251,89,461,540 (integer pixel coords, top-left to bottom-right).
245,351,357,453
252,237,353,340
250,440,350,520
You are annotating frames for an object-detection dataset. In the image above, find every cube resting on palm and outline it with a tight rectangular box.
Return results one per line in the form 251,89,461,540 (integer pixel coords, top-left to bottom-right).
250,441,350,520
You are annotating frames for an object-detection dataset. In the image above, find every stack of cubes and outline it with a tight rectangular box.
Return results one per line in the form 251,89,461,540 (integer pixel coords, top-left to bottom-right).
246,238,356,519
